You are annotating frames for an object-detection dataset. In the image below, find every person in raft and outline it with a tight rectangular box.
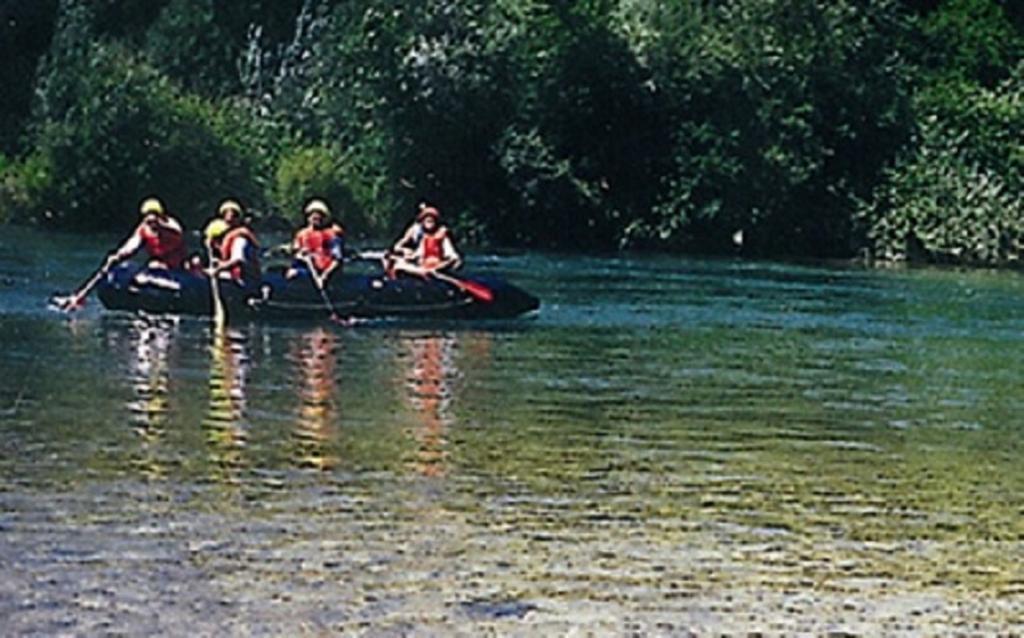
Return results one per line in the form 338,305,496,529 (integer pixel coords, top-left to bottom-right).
391,203,427,260
105,196,187,272
207,199,261,289
387,204,462,278
186,199,236,273
203,201,234,259
286,198,346,287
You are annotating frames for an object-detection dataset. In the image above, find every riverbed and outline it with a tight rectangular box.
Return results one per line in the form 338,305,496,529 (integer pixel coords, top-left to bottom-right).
1,226,1023,634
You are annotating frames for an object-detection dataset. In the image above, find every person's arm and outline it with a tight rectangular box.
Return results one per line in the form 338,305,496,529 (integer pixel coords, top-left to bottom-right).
318,260,338,286
211,237,250,275
392,224,418,256
161,216,183,233
328,229,345,261
318,232,345,281
292,228,307,256
441,235,462,270
107,226,144,265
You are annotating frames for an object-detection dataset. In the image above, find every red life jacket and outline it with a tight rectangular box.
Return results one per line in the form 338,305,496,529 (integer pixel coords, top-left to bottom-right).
139,222,186,269
419,228,448,266
295,225,344,272
219,227,261,282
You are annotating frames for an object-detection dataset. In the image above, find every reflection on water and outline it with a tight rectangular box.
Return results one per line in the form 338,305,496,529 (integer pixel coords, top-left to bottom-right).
394,331,495,478
105,316,180,480
203,326,250,486
398,332,458,477
3,226,1024,633
289,327,340,471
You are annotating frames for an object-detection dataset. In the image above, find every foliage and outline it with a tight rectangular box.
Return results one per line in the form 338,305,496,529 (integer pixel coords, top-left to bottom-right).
272,144,380,238
6,0,261,230
857,0,1023,264
311,1,528,237
0,152,54,225
142,0,237,97
0,0,1021,265
860,66,1024,264
621,0,916,256
0,0,59,155
490,1,671,249
912,0,1021,87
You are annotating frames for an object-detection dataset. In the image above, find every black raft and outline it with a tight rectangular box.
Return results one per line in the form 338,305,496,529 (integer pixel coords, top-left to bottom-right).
96,265,540,320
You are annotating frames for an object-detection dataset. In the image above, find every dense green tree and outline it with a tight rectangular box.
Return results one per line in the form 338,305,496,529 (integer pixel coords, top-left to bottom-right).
5,0,261,230
857,0,1022,264
622,0,915,256
494,1,672,249
1,0,1021,265
913,0,1021,86
0,0,58,154
860,66,1023,264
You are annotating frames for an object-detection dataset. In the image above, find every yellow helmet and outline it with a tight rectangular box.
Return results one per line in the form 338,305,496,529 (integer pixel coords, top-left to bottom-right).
304,198,331,217
139,197,166,216
217,198,243,217
204,218,230,242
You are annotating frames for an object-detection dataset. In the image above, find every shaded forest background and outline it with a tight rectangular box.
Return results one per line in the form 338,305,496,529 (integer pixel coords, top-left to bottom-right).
0,0,1021,263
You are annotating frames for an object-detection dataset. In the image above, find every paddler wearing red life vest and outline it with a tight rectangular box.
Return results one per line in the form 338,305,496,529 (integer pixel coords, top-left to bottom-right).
389,204,462,278
186,199,236,273
287,198,346,287
105,197,187,271
207,199,261,288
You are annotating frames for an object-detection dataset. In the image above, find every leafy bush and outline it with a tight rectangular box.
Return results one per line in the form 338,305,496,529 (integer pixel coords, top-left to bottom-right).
142,0,238,97
0,152,54,224
272,144,381,238
10,0,260,230
623,0,915,256
913,0,1021,87
495,127,602,248
860,68,1024,264
490,2,671,250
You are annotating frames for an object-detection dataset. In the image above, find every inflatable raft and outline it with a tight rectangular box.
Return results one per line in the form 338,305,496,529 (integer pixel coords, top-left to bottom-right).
96,265,540,320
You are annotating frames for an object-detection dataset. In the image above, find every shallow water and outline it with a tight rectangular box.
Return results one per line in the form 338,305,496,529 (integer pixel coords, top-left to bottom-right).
2,226,1023,635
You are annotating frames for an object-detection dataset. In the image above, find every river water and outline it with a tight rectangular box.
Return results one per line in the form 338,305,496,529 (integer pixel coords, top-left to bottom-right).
1,226,1023,635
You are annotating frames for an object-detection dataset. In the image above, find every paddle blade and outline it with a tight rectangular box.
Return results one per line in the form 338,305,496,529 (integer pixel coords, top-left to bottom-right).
49,293,85,312
329,313,360,327
461,279,494,303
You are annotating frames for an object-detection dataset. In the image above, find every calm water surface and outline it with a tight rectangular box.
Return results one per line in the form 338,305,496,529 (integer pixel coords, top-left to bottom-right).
2,226,1023,635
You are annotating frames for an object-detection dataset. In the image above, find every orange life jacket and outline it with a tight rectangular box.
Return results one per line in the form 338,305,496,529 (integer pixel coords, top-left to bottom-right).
219,227,261,283
139,222,186,269
294,225,344,272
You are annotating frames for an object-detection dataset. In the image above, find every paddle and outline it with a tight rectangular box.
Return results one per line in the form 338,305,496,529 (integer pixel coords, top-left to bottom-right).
429,271,494,303
354,249,493,303
301,254,344,323
353,249,387,263
208,252,227,329
51,258,112,312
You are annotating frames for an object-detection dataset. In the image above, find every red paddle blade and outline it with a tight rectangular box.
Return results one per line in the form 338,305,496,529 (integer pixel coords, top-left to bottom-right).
461,280,494,303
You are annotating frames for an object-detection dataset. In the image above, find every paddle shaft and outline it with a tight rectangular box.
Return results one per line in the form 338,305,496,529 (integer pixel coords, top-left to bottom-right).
302,254,342,320
209,251,227,328
75,264,109,300
357,249,493,302
55,260,111,310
